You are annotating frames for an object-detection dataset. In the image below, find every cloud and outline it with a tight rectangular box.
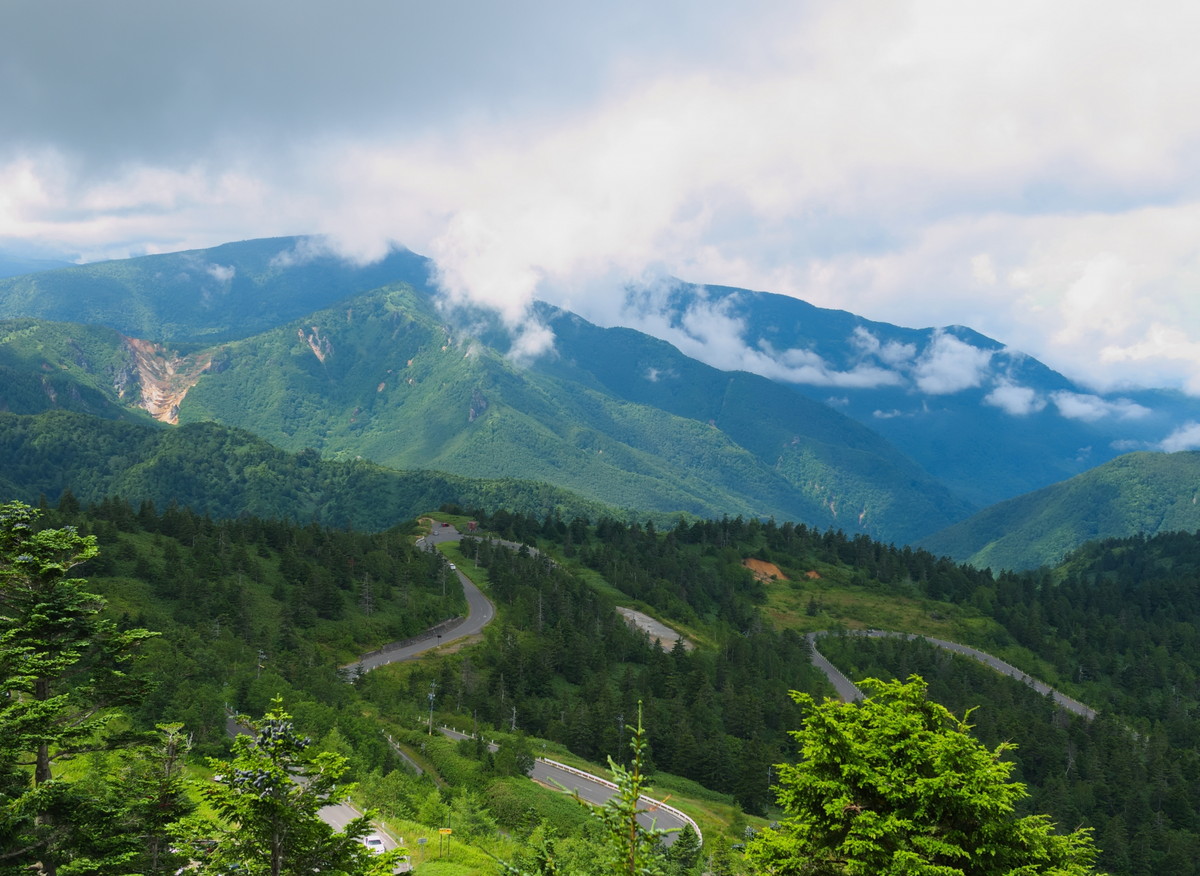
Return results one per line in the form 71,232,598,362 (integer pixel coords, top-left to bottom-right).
1050,391,1151,422
206,263,235,284
911,331,994,394
1160,422,1200,452
850,327,917,366
984,380,1046,416
619,287,907,388
3,1,1200,396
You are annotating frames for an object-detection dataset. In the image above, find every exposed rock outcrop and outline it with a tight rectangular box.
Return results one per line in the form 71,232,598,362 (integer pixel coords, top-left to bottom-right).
122,337,214,424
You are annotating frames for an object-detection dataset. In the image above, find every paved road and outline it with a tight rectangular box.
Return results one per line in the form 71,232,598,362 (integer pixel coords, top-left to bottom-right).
805,633,864,702
807,630,1098,720
343,525,495,675
437,726,696,845
351,525,699,846
223,711,409,867
317,801,409,868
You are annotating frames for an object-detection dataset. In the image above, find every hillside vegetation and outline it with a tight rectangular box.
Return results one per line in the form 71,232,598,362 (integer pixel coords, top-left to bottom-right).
649,282,1200,510
0,410,611,528
0,236,432,343
11,482,1200,873
920,450,1200,570
0,280,972,543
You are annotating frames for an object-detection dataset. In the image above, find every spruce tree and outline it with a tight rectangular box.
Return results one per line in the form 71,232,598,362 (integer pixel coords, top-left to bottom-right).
0,501,156,875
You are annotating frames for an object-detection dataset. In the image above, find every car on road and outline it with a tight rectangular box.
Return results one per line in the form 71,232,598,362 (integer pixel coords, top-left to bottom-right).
363,833,385,854
448,563,456,571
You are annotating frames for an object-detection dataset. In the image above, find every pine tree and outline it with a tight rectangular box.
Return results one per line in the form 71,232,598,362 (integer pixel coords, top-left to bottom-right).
0,501,156,876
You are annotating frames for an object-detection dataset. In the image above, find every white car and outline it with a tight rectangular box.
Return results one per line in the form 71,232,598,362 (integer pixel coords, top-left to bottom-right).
363,834,385,855
448,563,456,571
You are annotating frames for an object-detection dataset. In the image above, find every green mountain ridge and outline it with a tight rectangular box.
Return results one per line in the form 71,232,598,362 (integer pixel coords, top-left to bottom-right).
919,450,1200,570
636,281,1200,508
0,236,432,344
7,234,1197,558
0,279,971,543
0,409,611,528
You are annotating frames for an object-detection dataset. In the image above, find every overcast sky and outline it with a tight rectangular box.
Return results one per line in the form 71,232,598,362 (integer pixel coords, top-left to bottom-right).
4,0,1200,394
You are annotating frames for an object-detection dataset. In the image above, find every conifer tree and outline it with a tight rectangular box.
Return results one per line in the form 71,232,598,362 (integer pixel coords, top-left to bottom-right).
0,501,156,875
196,698,402,876
747,676,1103,876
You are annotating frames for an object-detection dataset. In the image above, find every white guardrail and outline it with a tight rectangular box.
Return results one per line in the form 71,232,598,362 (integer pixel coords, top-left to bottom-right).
434,724,702,843
538,757,703,843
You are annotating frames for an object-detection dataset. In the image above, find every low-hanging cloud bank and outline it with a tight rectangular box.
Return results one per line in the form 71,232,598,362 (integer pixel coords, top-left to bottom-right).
3,1,1200,394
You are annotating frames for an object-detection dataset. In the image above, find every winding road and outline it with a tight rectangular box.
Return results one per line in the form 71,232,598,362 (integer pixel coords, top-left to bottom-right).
237,519,1099,860
349,522,696,845
437,726,697,843
807,630,1098,720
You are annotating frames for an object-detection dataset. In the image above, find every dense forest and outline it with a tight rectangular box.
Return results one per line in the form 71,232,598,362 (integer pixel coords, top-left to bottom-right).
445,508,1200,875
7,490,1200,874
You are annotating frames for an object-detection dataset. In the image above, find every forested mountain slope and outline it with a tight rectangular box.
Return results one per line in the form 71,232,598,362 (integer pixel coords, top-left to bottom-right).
0,236,432,343
5,235,1198,521
0,410,609,528
174,286,970,543
0,288,972,543
423,509,1200,875
0,319,162,421
624,281,1200,508
11,482,1200,873
920,450,1200,570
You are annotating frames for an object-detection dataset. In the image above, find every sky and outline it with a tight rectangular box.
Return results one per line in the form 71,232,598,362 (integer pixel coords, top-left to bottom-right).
4,0,1200,395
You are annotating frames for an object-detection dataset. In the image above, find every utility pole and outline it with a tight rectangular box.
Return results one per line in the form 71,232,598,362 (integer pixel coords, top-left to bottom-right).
427,680,437,735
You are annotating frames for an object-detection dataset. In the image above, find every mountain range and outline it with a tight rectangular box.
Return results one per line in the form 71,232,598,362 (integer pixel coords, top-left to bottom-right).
627,281,1200,508
0,235,1195,566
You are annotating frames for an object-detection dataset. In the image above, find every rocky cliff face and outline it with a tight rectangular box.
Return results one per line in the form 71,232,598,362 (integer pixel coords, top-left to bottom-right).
121,337,213,423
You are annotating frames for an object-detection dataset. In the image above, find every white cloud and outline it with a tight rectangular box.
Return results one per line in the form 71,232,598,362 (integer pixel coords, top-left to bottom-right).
984,380,1045,416
206,263,235,284
850,327,917,366
911,331,994,395
1051,391,1151,422
1160,422,1200,452
1111,438,1149,452
3,0,1200,397
614,285,907,388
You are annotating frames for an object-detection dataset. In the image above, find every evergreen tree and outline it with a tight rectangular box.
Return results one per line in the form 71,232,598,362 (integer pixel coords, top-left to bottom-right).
0,501,156,876
195,698,401,876
582,703,670,876
667,822,703,874
747,677,1103,876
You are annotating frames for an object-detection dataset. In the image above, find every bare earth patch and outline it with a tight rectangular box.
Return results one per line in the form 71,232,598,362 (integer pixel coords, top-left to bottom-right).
743,558,787,582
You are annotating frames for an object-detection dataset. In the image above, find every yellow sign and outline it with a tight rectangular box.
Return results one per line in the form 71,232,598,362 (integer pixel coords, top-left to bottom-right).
438,828,452,835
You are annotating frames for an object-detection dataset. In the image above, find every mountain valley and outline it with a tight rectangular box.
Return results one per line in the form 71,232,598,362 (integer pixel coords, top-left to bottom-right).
3,237,1200,875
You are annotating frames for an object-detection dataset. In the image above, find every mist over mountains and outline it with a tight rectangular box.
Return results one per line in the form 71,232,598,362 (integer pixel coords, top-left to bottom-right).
1,234,1196,566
